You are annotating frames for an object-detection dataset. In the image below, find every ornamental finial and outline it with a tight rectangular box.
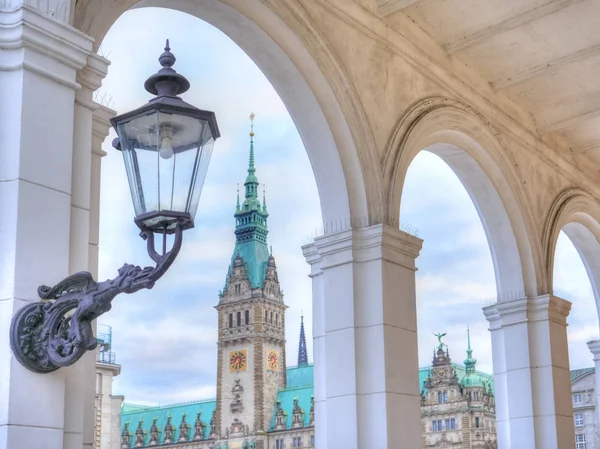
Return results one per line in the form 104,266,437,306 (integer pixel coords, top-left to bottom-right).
159,38,176,69
250,112,255,137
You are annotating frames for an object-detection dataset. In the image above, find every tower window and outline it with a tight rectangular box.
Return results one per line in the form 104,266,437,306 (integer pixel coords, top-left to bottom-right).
237,311,241,327
265,310,268,323
228,314,233,328
438,391,442,404
245,310,250,325
475,417,480,428
270,311,273,325
451,418,456,429
443,390,448,403
275,313,278,326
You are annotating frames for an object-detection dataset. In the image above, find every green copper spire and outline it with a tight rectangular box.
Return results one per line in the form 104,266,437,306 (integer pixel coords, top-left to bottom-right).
464,326,477,373
262,185,267,213
225,113,271,291
245,112,258,193
236,184,240,213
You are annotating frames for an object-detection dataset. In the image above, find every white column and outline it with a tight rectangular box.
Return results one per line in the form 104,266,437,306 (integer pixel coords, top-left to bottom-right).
307,224,423,449
89,106,114,278
63,55,111,449
86,105,114,449
0,6,92,449
484,295,574,449
302,244,327,449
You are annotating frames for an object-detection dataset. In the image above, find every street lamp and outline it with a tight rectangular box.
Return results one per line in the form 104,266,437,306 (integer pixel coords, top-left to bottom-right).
10,40,219,374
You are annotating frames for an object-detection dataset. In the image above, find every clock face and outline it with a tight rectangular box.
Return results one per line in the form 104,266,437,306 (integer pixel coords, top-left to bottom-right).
438,369,445,377
229,350,247,372
267,350,279,371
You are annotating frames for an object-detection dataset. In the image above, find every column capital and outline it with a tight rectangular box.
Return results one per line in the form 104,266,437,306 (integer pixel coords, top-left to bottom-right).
0,5,93,89
75,53,111,108
588,340,600,360
313,224,422,270
92,105,116,157
77,53,111,92
483,295,571,328
301,241,323,277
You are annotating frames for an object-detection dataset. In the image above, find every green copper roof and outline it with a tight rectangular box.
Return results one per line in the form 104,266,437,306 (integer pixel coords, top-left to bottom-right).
269,365,315,431
571,367,595,383
269,385,313,431
120,398,215,446
224,116,270,291
418,363,494,394
286,363,314,388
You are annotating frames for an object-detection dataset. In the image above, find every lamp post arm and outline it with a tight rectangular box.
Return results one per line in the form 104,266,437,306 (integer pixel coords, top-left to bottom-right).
9,223,184,374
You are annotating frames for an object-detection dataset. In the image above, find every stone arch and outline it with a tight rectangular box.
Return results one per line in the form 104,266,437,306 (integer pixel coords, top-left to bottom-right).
384,97,541,299
72,0,384,227
543,188,600,316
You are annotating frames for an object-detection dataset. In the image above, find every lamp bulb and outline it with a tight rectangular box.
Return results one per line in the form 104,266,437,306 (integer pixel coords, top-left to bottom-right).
159,136,174,159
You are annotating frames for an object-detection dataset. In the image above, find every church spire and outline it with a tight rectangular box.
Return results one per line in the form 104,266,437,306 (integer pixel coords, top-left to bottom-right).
224,113,271,292
245,112,258,201
464,326,477,373
297,314,308,366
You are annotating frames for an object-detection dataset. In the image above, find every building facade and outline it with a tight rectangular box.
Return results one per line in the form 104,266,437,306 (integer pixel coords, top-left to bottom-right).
95,325,124,449
420,334,496,449
572,368,598,449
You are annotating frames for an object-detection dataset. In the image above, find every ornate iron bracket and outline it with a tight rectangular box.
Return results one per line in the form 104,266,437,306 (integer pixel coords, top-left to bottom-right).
10,219,188,373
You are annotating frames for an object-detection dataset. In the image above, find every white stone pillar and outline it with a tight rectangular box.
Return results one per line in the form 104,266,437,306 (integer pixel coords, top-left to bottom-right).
0,6,92,449
64,53,111,449
89,106,114,278
302,243,327,449
484,295,574,449
306,224,423,449
86,104,113,449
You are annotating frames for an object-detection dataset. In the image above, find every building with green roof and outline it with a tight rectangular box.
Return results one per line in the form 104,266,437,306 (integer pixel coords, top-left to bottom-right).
420,331,498,449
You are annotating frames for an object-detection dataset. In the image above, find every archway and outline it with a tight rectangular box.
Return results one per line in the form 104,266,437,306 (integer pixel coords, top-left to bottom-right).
389,99,540,300
545,189,600,316
544,190,600,449
73,0,378,227
76,1,377,448
391,99,545,449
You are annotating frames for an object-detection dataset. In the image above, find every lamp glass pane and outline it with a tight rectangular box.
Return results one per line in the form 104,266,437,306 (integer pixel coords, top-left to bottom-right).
156,112,215,219
117,114,160,218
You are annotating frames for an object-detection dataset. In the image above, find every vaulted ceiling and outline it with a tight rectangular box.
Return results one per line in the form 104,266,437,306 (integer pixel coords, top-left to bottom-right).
377,0,600,162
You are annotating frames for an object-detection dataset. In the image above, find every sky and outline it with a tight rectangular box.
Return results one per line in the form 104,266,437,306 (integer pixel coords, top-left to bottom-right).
97,7,598,406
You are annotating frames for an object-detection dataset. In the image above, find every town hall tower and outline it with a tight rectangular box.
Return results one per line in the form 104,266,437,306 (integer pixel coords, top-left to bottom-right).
214,115,287,448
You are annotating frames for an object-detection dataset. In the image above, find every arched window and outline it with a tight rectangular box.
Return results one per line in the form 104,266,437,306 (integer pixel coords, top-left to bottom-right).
237,311,241,327
438,391,442,404
475,417,480,428
228,314,233,328
275,313,278,326
265,310,268,323
443,391,448,403
270,311,273,324
245,310,250,325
